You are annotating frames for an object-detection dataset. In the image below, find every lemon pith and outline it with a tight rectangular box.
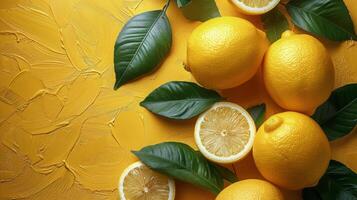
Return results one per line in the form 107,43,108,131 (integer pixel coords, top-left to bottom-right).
253,112,331,190
187,17,268,90
216,179,284,200
195,102,256,163
119,161,175,200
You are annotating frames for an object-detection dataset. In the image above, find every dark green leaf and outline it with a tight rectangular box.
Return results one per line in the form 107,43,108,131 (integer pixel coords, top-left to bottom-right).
140,81,223,119
247,104,266,128
262,8,289,43
210,163,238,183
114,3,172,89
194,150,237,183
286,0,357,41
312,84,357,141
303,188,322,200
303,160,357,200
180,0,220,21
132,142,224,194
176,0,191,8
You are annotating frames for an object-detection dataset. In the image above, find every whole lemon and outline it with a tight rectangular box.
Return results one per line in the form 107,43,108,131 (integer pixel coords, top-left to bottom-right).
186,17,268,90
253,112,331,190
264,30,334,114
216,179,284,200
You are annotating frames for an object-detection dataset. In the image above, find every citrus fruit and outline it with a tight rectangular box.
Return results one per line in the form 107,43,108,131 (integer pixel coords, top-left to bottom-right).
253,112,331,190
263,30,335,114
230,0,280,15
119,161,175,200
216,179,284,200
186,17,268,90
194,102,256,163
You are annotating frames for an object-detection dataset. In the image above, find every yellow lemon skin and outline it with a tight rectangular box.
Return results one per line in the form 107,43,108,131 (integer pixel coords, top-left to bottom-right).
253,112,331,190
263,30,334,114
216,179,284,200
187,17,268,90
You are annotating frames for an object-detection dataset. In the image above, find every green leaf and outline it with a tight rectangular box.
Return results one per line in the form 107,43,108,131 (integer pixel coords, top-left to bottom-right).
247,104,266,128
140,81,223,119
312,84,357,141
210,163,238,183
286,0,357,41
176,0,191,8
303,160,357,200
262,8,289,43
179,0,220,21
195,150,238,183
113,3,172,89
303,188,322,200
132,142,224,194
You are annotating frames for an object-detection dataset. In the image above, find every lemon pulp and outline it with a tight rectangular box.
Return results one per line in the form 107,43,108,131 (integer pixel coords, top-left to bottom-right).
230,0,280,15
119,162,175,200
240,0,272,7
195,102,256,163
200,106,250,157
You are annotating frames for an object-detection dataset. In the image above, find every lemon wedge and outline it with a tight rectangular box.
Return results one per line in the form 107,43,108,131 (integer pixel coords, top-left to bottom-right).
194,102,256,163
230,0,280,15
119,161,175,200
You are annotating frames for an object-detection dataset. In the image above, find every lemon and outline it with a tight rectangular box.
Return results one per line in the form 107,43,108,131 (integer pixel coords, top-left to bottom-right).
253,112,331,190
230,0,280,15
216,179,284,200
119,161,175,200
194,102,256,163
186,17,268,90
264,30,335,114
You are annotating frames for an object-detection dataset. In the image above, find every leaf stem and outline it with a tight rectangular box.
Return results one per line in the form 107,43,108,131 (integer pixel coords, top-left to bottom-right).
163,0,170,12
279,1,287,6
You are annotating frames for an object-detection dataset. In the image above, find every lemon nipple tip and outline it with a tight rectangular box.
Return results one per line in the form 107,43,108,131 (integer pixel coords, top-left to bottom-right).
264,116,283,132
281,30,295,38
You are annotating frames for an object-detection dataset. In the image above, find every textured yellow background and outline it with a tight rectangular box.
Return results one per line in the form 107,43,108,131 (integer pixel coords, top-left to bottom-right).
0,0,356,199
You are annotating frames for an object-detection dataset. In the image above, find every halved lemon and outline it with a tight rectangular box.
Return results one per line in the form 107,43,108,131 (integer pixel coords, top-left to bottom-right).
119,161,175,200
230,0,280,15
194,102,256,163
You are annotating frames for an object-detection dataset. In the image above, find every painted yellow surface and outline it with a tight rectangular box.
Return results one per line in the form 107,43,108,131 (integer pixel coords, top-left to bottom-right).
0,0,356,199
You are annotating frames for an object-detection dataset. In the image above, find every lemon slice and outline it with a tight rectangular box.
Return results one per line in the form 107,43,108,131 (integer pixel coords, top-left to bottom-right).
230,0,280,15
119,161,175,200
194,102,256,163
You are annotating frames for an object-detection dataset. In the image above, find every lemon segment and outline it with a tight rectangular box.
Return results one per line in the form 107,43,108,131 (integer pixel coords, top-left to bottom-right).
119,161,175,200
230,0,280,15
194,102,256,164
